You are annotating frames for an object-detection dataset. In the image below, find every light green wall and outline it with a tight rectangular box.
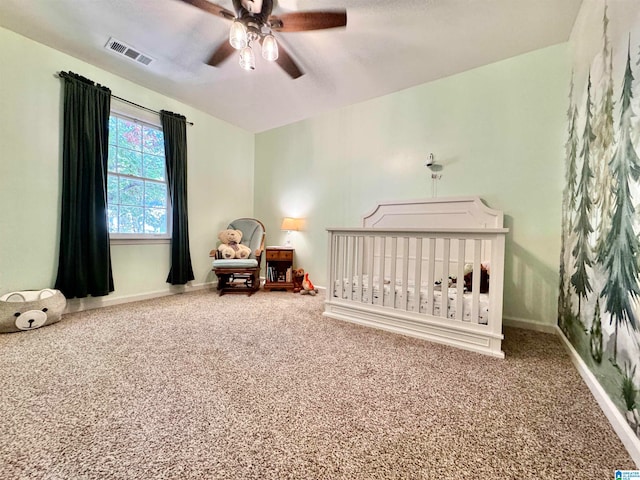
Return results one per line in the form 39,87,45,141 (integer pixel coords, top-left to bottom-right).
255,43,569,325
0,25,570,324
0,27,255,305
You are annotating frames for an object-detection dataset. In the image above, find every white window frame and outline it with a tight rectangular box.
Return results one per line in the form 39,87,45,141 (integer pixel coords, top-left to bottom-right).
107,111,171,243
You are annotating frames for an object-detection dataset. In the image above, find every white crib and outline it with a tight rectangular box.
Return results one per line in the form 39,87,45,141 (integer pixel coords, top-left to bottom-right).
324,197,508,358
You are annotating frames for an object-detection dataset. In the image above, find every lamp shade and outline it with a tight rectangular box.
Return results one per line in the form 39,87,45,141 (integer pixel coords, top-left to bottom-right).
281,217,299,231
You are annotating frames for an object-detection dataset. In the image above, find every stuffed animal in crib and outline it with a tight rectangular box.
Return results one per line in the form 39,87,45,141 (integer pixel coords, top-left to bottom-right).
213,229,252,259
301,273,318,296
463,263,490,293
434,277,455,290
293,268,305,293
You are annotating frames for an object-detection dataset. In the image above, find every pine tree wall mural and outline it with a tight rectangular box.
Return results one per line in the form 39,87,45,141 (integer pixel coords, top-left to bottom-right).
600,41,640,364
570,74,595,319
593,6,615,262
560,3,640,440
559,75,579,337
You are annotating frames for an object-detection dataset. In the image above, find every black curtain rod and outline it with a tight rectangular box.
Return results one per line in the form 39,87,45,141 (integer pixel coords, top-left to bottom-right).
111,95,194,126
56,72,194,126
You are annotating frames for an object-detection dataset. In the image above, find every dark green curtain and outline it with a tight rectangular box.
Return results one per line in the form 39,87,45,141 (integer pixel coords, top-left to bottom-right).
55,72,114,298
161,110,195,285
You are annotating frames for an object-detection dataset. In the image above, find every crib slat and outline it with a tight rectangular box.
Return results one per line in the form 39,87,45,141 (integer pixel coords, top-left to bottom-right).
427,238,435,315
356,235,364,302
389,237,398,308
340,235,346,299
489,233,506,334
337,235,345,299
471,239,481,324
413,238,423,313
401,237,409,311
378,238,386,306
346,236,354,301
456,238,465,321
366,236,375,304
442,238,450,319
328,232,336,300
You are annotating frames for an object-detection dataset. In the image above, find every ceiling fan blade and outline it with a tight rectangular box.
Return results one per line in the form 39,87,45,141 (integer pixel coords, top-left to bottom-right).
208,41,236,66
270,10,347,32
275,45,304,79
178,0,236,20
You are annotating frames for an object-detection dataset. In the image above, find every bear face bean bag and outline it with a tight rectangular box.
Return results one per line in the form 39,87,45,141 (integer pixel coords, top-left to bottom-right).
0,289,66,333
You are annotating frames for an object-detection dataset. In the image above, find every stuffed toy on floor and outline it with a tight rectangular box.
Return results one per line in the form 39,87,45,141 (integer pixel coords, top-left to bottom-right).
293,268,305,293
301,273,318,296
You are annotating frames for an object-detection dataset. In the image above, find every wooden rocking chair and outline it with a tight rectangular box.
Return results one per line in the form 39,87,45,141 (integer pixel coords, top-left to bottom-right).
210,218,266,296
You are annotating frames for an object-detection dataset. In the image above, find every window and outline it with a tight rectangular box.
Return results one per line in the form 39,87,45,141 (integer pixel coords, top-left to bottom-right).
107,113,170,239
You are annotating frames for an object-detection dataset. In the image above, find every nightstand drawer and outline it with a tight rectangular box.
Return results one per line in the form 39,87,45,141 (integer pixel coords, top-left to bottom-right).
266,249,293,261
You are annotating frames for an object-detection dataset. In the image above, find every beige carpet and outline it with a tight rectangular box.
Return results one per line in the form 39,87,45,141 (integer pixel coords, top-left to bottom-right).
0,289,635,479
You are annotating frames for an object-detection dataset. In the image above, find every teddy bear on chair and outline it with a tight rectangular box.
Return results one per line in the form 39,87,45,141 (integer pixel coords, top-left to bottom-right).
215,229,252,259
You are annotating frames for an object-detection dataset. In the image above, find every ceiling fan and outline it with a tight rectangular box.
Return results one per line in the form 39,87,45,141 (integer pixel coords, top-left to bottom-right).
179,0,347,78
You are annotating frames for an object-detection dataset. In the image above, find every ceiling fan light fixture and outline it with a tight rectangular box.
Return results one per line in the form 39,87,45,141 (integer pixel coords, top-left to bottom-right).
229,21,248,49
261,34,278,61
239,45,255,70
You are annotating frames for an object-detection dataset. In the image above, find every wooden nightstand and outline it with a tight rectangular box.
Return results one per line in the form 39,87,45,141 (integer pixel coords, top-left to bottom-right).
264,246,294,292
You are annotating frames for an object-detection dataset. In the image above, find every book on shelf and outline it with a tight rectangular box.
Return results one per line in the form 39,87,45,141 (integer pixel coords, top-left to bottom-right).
267,266,278,282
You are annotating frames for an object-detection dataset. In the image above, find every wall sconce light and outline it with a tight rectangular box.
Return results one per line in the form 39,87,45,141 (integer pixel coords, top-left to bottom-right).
281,217,301,247
425,153,443,198
425,153,442,172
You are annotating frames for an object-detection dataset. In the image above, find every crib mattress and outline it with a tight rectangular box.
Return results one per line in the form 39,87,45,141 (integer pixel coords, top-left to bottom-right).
333,276,489,325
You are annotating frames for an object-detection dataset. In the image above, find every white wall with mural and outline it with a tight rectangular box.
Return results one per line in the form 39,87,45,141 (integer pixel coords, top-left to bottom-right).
559,0,640,439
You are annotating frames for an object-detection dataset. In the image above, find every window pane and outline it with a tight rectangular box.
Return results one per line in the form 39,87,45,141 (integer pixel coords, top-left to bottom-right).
108,145,117,172
117,149,142,177
108,117,117,145
107,174,118,205
143,126,164,156
143,154,165,181
119,206,144,233
108,114,169,237
119,178,144,206
107,206,119,233
145,208,167,234
117,117,142,151
144,181,167,208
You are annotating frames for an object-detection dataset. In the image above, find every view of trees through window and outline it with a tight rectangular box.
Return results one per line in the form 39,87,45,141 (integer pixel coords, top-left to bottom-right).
107,114,168,236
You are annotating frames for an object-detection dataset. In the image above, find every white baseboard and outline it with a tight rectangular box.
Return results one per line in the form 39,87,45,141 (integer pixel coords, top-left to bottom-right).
64,281,216,313
556,326,640,467
503,315,557,334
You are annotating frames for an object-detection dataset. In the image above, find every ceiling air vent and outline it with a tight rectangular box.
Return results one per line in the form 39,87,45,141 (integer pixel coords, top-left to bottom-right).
105,37,154,67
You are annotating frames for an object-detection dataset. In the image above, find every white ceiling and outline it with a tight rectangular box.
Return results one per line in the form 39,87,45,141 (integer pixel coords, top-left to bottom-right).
0,0,582,133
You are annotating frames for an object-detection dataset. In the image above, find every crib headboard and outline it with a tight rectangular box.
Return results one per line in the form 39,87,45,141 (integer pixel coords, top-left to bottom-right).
362,196,503,230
